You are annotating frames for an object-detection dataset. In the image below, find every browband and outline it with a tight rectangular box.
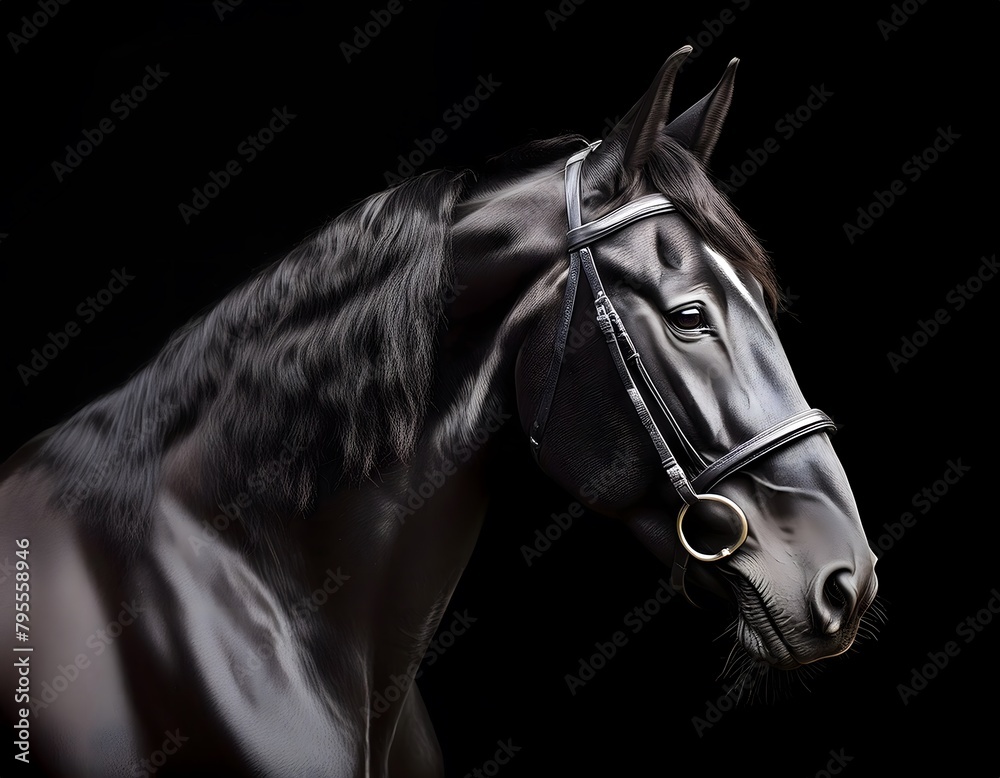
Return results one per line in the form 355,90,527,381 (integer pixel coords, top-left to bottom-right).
567,194,677,252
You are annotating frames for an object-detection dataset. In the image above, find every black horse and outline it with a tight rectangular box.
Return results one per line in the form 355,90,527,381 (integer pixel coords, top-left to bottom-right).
1,47,878,776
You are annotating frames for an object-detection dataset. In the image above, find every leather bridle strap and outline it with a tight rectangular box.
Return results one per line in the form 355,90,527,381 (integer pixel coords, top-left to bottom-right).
529,145,596,461
577,244,698,504
690,408,836,493
567,194,679,252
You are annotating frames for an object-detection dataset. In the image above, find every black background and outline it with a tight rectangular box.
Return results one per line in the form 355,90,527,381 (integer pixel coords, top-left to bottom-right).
2,1,997,776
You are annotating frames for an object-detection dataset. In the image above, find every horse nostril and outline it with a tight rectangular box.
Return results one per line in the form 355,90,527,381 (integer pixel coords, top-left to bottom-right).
826,572,847,608
816,568,858,636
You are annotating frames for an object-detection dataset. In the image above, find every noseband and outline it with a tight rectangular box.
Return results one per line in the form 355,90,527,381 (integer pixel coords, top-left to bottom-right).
529,141,837,601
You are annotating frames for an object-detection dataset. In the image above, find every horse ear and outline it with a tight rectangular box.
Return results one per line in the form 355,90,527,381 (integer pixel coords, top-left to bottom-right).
601,46,692,173
664,57,739,164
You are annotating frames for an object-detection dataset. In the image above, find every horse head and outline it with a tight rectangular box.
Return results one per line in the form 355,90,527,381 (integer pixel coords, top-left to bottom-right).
514,47,879,673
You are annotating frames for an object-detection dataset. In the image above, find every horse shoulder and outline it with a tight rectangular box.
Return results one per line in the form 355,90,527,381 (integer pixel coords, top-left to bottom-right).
0,438,145,776
139,466,368,775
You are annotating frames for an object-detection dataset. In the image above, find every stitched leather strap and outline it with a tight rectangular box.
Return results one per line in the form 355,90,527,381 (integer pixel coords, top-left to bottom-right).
579,246,698,505
567,194,676,252
529,145,594,460
691,409,837,493
529,249,581,460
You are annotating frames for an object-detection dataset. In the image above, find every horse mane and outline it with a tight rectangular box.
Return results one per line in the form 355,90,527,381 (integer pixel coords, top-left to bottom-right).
34,168,469,551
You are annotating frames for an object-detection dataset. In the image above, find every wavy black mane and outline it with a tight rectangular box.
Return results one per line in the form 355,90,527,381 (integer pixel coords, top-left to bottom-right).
35,168,468,550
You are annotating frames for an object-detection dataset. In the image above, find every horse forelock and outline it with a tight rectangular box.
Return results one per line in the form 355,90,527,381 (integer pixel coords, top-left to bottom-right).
585,132,782,315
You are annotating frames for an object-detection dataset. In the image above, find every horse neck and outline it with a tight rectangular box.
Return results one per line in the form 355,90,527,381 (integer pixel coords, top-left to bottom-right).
369,159,571,588
439,159,569,428
281,161,568,750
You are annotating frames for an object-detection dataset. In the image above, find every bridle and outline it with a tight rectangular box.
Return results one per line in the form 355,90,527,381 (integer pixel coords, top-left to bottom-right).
529,141,837,601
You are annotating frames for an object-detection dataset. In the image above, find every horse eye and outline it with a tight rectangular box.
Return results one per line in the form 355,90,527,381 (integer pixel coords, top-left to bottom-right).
668,307,706,332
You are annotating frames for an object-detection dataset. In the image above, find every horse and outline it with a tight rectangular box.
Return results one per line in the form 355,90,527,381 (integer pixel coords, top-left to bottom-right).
1,46,878,776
